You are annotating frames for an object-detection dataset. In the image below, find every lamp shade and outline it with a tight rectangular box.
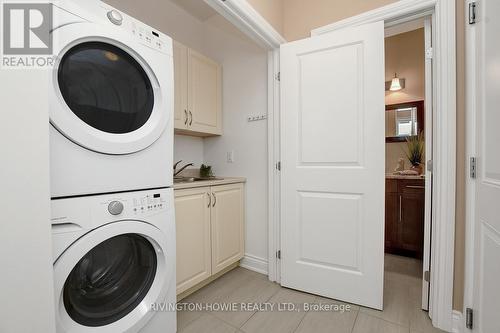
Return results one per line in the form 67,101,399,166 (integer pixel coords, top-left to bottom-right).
390,77,402,91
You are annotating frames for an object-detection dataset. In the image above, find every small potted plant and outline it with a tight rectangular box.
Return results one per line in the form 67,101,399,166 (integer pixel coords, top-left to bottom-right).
199,164,214,179
404,132,425,175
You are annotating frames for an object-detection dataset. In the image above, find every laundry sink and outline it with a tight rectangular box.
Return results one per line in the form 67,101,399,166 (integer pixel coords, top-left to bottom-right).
174,177,224,184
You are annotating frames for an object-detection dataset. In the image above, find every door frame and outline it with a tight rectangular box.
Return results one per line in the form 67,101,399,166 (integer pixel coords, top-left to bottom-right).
204,0,457,331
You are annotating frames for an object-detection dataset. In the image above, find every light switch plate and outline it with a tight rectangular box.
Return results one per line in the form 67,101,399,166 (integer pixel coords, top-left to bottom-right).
227,151,235,163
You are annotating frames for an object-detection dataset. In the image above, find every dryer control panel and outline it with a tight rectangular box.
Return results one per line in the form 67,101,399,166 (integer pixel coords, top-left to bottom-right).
98,4,172,55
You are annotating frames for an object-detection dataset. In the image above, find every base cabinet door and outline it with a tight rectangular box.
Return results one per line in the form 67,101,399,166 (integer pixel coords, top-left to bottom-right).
400,187,425,258
210,183,245,274
175,187,211,294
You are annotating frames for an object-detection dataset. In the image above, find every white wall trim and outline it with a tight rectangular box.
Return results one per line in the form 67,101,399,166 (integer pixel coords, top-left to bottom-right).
267,49,281,283
311,0,456,331
452,310,464,333
240,255,269,275
204,0,286,50
311,0,437,36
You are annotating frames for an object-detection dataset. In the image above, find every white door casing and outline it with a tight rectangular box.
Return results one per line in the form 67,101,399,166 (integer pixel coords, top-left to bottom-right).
471,0,500,331
280,21,385,309
422,15,434,311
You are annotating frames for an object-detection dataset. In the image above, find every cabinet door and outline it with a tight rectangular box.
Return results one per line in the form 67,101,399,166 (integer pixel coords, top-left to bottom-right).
188,49,222,135
385,192,399,252
175,187,211,294
210,183,245,274
173,41,188,130
399,186,425,258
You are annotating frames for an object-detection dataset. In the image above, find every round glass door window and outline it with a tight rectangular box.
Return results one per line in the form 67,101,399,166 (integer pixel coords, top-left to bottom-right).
58,42,154,134
63,234,157,327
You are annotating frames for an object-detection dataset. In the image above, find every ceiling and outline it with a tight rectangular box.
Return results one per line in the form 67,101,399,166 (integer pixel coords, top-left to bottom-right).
168,0,217,21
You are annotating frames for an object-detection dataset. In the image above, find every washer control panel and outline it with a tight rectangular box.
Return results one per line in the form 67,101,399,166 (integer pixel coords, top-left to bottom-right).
131,192,167,215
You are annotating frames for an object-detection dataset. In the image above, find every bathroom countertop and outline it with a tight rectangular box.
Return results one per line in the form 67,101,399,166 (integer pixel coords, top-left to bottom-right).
386,173,425,180
173,177,246,190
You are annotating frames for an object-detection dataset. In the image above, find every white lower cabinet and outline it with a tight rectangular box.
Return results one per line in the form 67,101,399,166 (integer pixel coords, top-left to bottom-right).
175,183,245,295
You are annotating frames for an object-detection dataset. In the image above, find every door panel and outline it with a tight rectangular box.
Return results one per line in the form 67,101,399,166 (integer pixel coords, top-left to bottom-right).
173,41,188,130
473,1,500,331
211,184,245,274
280,21,385,309
175,187,211,295
188,49,222,135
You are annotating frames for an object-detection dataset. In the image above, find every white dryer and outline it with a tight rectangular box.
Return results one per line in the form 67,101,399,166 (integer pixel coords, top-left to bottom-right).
49,1,173,198
51,188,176,333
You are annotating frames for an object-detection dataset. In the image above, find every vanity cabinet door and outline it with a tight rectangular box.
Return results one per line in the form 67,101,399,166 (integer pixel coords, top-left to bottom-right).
210,183,245,275
385,192,399,250
175,187,212,295
399,185,425,258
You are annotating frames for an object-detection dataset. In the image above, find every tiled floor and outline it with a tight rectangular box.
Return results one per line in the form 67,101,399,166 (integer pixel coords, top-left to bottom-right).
177,254,446,333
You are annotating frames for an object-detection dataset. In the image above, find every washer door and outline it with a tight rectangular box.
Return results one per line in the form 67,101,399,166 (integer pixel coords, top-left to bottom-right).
50,22,172,155
54,221,172,333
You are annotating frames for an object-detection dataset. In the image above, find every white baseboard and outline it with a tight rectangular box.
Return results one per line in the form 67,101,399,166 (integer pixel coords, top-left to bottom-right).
452,310,463,333
240,254,268,275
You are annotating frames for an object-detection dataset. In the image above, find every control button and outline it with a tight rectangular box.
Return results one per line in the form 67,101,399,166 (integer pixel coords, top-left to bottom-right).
107,10,123,26
108,201,124,215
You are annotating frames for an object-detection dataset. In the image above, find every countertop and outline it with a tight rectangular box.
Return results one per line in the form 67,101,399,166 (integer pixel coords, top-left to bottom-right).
386,173,425,180
173,177,246,190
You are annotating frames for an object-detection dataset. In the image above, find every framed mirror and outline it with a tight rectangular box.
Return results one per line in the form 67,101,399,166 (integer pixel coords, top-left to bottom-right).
385,100,424,143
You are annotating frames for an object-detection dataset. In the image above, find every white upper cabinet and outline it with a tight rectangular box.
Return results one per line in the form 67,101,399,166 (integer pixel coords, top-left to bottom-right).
173,41,222,136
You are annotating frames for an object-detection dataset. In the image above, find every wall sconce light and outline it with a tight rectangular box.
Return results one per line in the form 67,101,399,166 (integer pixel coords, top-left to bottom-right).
385,73,405,91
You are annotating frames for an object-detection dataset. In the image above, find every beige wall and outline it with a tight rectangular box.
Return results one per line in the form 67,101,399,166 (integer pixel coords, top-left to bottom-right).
246,0,466,312
385,29,425,105
282,0,397,41
246,0,284,36
385,29,425,172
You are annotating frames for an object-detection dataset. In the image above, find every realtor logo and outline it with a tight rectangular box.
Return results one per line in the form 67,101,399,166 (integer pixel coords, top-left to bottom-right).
3,3,53,55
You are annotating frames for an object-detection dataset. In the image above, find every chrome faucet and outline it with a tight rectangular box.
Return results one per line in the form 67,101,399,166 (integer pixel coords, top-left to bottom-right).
173,160,194,177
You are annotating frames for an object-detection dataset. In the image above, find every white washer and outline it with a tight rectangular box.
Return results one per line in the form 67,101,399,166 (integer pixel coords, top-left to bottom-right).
49,1,173,198
51,188,176,333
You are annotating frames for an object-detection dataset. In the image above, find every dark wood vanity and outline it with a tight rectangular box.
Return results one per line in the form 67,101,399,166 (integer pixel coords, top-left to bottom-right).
385,177,425,259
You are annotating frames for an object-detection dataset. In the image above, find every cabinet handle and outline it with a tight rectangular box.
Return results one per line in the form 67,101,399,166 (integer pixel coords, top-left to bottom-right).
212,193,216,207
207,192,211,208
399,195,402,223
189,111,193,126
406,185,425,189
184,110,188,125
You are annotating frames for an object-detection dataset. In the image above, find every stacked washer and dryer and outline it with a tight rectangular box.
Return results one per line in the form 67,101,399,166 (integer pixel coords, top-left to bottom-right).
49,1,176,332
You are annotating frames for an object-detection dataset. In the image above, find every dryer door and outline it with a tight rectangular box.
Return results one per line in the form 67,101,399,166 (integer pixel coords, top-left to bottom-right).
53,221,172,333
50,22,172,155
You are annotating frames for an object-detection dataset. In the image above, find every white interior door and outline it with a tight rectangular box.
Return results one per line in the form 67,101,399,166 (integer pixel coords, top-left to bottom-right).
471,0,500,331
280,21,385,309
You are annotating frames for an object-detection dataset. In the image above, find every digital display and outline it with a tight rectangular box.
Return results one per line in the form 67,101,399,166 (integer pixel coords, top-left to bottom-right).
154,194,160,198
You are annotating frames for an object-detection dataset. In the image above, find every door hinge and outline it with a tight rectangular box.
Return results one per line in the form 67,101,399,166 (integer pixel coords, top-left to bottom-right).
425,47,433,59
424,270,430,282
470,157,477,179
469,2,477,25
427,160,433,173
275,72,280,81
276,250,281,259
466,307,474,329
276,161,281,171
